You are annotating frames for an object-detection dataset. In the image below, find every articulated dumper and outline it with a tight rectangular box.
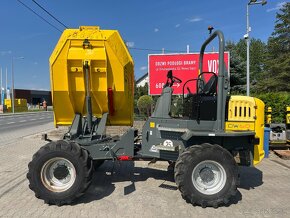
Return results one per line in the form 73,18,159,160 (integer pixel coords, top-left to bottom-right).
27,26,265,208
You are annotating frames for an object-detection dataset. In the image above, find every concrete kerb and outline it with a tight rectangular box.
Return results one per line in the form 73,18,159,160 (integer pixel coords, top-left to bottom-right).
0,111,53,117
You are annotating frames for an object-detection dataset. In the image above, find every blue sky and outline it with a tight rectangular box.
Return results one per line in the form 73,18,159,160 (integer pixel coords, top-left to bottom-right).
0,0,286,90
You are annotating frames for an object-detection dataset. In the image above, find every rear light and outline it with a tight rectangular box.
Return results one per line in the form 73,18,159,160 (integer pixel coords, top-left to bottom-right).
117,156,132,161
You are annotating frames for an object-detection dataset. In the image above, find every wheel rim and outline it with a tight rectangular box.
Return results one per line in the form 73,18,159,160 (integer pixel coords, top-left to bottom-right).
41,157,76,192
191,160,227,195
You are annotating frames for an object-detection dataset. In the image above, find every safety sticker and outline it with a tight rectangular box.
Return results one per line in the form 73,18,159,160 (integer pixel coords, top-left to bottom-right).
163,140,174,147
149,145,159,153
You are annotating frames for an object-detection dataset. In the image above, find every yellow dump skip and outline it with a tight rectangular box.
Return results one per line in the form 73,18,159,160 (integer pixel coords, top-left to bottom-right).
50,26,134,127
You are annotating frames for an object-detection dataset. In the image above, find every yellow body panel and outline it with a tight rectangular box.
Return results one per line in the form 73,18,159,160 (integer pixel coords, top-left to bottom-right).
226,95,265,165
253,98,265,165
50,26,134,127
227,95,256,122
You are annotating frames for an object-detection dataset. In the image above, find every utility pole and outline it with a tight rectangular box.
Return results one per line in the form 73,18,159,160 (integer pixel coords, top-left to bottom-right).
11,57,14,113
246,3,250,96
0,67,2,105
6,67,8,91
11,56,24,114
245,0,267,96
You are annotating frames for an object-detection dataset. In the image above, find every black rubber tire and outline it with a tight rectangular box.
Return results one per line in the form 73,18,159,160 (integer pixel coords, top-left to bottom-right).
27,140,93,206
93,160,105,170
174,143,239,208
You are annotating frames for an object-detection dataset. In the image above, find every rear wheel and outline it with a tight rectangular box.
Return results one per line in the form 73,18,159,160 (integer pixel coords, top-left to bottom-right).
27,140,93,206
174,143,238,208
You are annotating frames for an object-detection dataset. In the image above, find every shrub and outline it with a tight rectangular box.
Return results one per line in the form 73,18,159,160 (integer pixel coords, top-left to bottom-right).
137,95,153,116
253,92,290,123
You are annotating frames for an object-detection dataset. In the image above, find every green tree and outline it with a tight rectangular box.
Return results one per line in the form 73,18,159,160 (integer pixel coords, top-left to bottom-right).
249,39,267,83
256,3,290,92
226,40,246,93
254,92,290,123
134,83,148,100
134,81,149,115
137,95,153,116
225,38,267,94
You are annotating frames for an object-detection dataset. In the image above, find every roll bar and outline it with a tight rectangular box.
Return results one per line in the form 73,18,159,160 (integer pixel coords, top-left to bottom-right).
199,30,225,82
198,30,227,131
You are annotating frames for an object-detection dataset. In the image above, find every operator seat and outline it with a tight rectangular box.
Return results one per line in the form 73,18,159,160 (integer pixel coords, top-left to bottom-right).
183,73,218,120
198,73,218,120
202,74,217,96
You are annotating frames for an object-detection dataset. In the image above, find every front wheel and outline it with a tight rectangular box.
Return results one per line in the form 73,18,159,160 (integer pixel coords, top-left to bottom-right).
27,140,93,206
174,143,238,208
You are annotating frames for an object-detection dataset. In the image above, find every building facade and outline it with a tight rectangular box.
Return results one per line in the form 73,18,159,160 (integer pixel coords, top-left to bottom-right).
15,89,52,106
136,73,149,87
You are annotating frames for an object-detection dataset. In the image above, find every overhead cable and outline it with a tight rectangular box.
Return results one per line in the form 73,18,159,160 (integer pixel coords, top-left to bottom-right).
32,0,68,29
16,0,62,33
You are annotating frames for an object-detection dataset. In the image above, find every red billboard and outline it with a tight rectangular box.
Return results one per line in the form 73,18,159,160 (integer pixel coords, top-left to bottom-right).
148,52,229,95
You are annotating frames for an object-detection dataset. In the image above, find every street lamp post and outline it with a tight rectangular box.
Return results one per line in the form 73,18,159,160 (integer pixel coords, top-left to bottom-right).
11,56,24,114
0,68,2,105
246,0,267,96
